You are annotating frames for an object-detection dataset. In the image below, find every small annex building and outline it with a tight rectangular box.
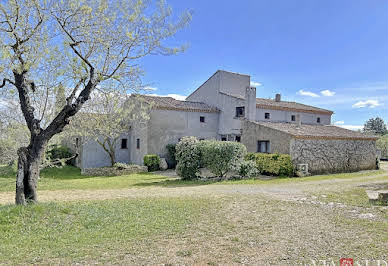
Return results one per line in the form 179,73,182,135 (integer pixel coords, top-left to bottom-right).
242,120,379,174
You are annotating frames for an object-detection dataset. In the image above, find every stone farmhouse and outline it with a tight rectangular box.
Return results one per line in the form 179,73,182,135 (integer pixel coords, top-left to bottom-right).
75,70,378,174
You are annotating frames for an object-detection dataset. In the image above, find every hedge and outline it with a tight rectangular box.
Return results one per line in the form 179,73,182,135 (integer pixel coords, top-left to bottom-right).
246,153,294,177
143,154,160,172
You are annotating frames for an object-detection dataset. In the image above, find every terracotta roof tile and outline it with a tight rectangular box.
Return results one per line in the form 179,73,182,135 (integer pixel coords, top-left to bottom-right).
255,98,333,115
134,95,220,113
253,121,378,140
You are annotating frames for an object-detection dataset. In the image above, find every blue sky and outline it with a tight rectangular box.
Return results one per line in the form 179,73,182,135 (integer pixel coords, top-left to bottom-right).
139,0,388,130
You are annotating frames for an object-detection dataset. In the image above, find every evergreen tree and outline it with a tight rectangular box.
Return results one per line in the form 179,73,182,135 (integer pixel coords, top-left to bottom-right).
363,117,388,135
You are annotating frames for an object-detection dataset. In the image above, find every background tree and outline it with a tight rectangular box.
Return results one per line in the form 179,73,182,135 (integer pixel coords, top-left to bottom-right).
0,0,190,205
377,135,388,159
67,93,151,166
363,117,388,135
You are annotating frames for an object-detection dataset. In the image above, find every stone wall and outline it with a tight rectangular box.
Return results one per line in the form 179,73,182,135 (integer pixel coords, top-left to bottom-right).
290,138,377,174
81,165,147,176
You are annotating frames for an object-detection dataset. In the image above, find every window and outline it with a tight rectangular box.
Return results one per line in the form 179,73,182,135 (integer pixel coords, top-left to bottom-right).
257,141,270,153
235,107,245,117
200,116,205,123
199,138,205,141
136,138,140,149
265,113,270,119
221,136,227,141
317,117,321,123
235,136,241,142
75,137,79,147
121,139,128,149
291,115,296,121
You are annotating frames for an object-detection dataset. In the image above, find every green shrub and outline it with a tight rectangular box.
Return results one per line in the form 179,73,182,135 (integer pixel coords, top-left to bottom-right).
46,145,74,165
199,140,246,177
166,143,177,168
246,153,294,177
175,137,201,180
238,160,260,178
143,154,160,172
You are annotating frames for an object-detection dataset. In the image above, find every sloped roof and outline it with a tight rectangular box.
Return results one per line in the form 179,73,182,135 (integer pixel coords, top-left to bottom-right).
134,95,220,113
255,98,333,115
253,121,378,140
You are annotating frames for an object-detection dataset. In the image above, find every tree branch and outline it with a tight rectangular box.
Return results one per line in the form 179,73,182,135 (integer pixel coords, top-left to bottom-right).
0,78,15,88
13,71,41,135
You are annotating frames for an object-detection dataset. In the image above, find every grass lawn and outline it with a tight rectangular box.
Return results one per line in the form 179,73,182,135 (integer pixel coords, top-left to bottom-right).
0,164,385,192
0,197,212,264
0,164,387,264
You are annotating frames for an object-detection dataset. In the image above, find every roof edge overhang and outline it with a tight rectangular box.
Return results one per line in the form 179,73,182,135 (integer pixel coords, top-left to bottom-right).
291,135,378,141
154,106,220,113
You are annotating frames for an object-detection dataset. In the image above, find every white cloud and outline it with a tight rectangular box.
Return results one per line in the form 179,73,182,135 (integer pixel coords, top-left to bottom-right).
250,81,262,87
352,99,381,108
321,89,335,97
333,121,362,131
337,124,363,131
147,93,187,101
143,86,157,91
298,89,320,97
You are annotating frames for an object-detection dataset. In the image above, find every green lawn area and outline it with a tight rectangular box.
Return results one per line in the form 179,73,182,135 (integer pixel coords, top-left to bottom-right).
0,165,387,264
0,164,385,192
0,197,212,264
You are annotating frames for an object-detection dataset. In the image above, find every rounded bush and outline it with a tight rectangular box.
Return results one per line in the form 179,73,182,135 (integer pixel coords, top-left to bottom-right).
143,154,160,172
199,140,246,177
238,160,260,178
175,137,200,180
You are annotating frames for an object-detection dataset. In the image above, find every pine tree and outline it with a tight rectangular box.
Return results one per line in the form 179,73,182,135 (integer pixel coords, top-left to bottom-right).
363,117,388,135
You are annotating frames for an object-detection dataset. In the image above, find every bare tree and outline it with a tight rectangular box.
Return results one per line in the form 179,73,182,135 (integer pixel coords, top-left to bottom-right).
67,92,151,166
0,0,190,205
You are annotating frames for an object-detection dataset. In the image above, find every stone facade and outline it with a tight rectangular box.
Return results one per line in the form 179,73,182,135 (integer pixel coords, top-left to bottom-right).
242,120,378,175
290,138,377,174
81,165,147,176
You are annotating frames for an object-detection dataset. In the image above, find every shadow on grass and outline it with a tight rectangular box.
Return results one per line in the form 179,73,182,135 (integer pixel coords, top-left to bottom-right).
39,166,95,180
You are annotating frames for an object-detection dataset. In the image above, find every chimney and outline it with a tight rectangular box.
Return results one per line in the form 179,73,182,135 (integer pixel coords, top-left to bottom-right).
245,86,256,121
275,93,281,102
296,114,301,127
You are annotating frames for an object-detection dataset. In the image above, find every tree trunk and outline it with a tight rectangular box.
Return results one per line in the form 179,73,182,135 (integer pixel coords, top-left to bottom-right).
109,152,115,167
15,141,46,205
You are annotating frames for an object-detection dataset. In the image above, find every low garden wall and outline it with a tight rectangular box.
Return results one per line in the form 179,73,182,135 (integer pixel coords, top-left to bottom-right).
81,165,147,176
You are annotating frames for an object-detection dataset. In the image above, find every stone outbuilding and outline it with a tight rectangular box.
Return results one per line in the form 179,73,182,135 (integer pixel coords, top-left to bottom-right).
242,120,379,174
